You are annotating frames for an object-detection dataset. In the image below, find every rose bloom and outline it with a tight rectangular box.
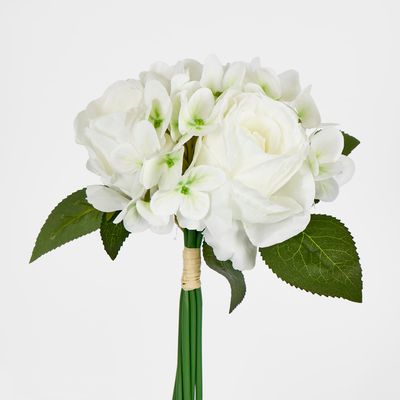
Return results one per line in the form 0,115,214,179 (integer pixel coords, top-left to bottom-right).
196,90,315,269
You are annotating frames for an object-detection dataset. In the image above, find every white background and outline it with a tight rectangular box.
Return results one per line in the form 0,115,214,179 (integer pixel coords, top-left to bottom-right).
1,0,400,399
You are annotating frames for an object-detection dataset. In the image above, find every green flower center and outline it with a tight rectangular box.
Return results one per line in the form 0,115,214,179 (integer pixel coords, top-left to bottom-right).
149,106,163,129
165,156,175,168
189,117,205,130
180,185,190,195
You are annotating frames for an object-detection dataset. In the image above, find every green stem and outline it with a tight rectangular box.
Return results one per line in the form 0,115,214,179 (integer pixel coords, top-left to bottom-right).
189,290,197,391
181,291,191,398
173,292,183,400
183,229,203,249
172,230,203,400
195,289,203,400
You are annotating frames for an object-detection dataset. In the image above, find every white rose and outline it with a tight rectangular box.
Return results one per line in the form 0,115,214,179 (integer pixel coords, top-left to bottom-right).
197,90,315,270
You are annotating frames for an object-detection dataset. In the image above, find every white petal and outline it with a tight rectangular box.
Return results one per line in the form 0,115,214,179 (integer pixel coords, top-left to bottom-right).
182,58,203,81
230,240,257,271
110,143,141,173
243,82,266,95
123,203,149,233
131,120,161,159
177,212,206,230
74,110,89,145
110,171,145,200
188,135,203,168
222,62,246,90
187,165,225,192
293,86,321,129
83,128,116,176
200,55,223,93
232,182,302,224
145,80,171,133
315,178,339,201
136,200,171,226
170,94,183,141
158,148,184,190
148,62,174,79
187,88,215,121
178,87,214,135
279,70,301,102
244,166,315,247
101,79,143,113
113,203,130,224
334,156,355,186
203,185,233,241
311,126,344,164
86,185,129,212
274,165,315,210
236,148,307,197
91,112,129,141
256,68,282,99
173,132,193,151
244,211,311,248
180,191,210,220
170,73,190,96
204,220,257,270
308,148,320,177
141,156,163,189
151,217,174,234
315,162,343,181
150,190,182,216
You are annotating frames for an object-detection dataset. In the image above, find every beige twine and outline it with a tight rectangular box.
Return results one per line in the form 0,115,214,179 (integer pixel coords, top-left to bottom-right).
181,247,201,291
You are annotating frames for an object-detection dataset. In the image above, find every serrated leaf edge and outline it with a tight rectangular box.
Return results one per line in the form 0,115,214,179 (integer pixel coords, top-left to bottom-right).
30,188,101,263
99,214,130,261
229,283,246,314
259,214,362,303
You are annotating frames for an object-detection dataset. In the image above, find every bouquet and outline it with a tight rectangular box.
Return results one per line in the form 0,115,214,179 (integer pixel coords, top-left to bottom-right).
31,55,361,399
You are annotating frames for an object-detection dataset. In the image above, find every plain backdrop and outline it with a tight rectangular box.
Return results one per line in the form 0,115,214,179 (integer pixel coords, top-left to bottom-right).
1,0,400,399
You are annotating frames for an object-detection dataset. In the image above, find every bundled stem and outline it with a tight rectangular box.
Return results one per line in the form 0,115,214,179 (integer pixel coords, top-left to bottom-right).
173,229,203,400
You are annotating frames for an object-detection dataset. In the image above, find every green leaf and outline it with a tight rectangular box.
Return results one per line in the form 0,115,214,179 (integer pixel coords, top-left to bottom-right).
30,188,103,263
260,214,362,302
202,242,246,313
100,212,130,260
341,131,360,155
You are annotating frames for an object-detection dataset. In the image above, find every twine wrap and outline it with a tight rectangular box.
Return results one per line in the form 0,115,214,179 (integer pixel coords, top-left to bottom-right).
182,247,201,291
